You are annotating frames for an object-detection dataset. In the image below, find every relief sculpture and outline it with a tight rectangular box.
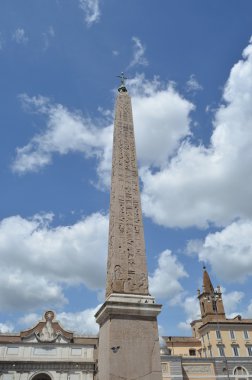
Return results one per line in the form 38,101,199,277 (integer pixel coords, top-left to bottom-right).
112,265,124,293
138,273,148,292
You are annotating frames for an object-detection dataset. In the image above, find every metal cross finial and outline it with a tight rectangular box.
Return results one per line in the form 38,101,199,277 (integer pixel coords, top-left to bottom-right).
117,72,127,86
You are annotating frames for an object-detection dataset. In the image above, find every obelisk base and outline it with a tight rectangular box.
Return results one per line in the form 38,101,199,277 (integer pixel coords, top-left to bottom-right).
95,293,162,380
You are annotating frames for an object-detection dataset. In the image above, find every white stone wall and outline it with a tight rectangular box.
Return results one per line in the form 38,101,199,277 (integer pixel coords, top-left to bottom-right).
0,344,94,362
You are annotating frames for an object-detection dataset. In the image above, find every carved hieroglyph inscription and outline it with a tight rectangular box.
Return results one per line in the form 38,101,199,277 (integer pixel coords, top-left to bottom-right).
106,93,149,297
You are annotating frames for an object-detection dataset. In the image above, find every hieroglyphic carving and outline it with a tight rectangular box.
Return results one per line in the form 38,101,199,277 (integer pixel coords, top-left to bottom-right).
106,92,149,297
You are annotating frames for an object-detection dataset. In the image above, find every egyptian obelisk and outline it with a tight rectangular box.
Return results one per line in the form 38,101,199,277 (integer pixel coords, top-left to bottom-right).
95,74,162,380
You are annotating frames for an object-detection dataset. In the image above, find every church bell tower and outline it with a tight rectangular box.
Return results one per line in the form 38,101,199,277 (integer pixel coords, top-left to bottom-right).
95,74,162,380
198,267,226,323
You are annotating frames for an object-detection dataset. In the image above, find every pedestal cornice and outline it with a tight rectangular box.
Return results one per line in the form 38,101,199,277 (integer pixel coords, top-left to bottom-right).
95,293,162,326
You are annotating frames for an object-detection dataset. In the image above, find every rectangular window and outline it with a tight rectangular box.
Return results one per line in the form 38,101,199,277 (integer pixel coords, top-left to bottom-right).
68,375,80,380
216,330,221,340
218,345,225,357
247,345,252,356
33,347,56,355
230,330,235,339
71,348,82,356
232,345,239,357
7,347,19,355
244,330,249,339
3,375,13,380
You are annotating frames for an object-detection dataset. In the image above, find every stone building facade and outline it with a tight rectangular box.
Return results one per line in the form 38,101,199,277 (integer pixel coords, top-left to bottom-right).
0,311,97,380
160,268,252,379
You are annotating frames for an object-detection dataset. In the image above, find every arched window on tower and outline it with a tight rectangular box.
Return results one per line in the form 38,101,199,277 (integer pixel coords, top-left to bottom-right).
212,299,217,312
202,302,205,314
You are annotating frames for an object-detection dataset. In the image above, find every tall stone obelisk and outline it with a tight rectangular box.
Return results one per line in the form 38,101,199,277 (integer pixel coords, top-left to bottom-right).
95,74,162,380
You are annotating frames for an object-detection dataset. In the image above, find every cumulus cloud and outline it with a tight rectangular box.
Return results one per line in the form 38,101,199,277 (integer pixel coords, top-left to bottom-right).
189,220,252,283
12,94,113,183
186,74,203,93
0,322,14,333
79,0,100,26
141,38,252,228
178,296,200,331
128,37,148,68
222,290,244,317
149,250,188,302
245,300,252,318
19,307,100,335
19,313,41,328
13,75,193,191
0,211,188,314
129,75,194,167
12,28,28,44
56,307,100,334
0,212,108,311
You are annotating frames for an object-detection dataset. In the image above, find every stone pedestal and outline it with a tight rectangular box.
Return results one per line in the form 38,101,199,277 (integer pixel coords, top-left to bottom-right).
95,294,162,380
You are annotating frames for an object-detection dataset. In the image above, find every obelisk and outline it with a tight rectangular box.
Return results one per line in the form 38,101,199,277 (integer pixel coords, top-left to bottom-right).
95,74,162,380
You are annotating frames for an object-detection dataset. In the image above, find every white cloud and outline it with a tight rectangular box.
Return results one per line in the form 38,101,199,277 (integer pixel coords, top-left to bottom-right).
128,37,148,68
245,300,252,318
186,74,203,93
149,250,188,302
57,307,100,334
19,313,40,328
12,94,113,179
0,211,188,313
141,38,252,228
222,290,244,317
177,296,200,331
191,220,252,283
13,75,193,191
19,308,100,335
129,75,193,167
12,28,28,44
79,0,100,26
0,212,108,311
0,322,14,333
42,26,55,51
0,270,66,311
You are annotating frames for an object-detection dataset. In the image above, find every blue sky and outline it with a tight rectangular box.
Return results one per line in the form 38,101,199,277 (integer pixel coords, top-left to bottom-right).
1,0,252,335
